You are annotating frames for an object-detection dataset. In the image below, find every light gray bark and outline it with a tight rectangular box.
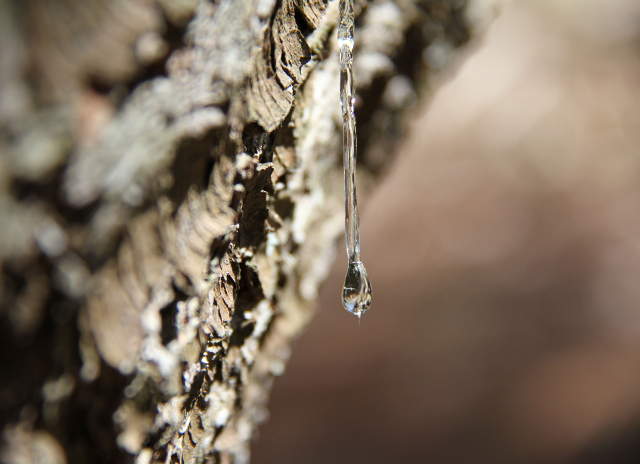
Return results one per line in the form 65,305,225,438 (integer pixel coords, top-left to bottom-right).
0,0,472,463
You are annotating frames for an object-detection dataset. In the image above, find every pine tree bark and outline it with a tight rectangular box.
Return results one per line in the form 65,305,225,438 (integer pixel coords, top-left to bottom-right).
0,0,473,463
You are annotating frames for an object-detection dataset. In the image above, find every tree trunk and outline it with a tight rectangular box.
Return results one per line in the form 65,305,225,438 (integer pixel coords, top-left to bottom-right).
0,0,473,463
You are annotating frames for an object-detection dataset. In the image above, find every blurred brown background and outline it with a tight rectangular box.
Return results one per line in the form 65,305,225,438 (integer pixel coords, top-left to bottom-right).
252,0,640,463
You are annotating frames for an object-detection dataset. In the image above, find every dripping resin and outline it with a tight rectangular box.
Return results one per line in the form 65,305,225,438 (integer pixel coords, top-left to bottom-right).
339,0,372,318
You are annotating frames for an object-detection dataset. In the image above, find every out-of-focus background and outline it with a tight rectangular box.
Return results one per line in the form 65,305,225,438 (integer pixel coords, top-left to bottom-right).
252,0,640,463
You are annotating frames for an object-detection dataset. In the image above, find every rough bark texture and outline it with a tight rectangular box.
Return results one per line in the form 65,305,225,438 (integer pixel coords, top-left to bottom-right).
0,0,473,463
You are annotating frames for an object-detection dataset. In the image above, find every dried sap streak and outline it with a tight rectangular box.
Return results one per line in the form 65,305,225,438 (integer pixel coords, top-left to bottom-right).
339,0,372,318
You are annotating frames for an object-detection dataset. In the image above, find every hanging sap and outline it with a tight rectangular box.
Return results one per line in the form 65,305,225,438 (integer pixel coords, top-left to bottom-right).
339,0,372,318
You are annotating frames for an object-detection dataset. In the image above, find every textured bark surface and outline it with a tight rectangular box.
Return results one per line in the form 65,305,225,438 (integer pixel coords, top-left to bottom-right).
0,0,473,463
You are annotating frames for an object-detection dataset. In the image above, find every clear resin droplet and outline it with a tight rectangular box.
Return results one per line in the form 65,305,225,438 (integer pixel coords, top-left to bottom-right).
340,0,372,318
342,260,372,318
